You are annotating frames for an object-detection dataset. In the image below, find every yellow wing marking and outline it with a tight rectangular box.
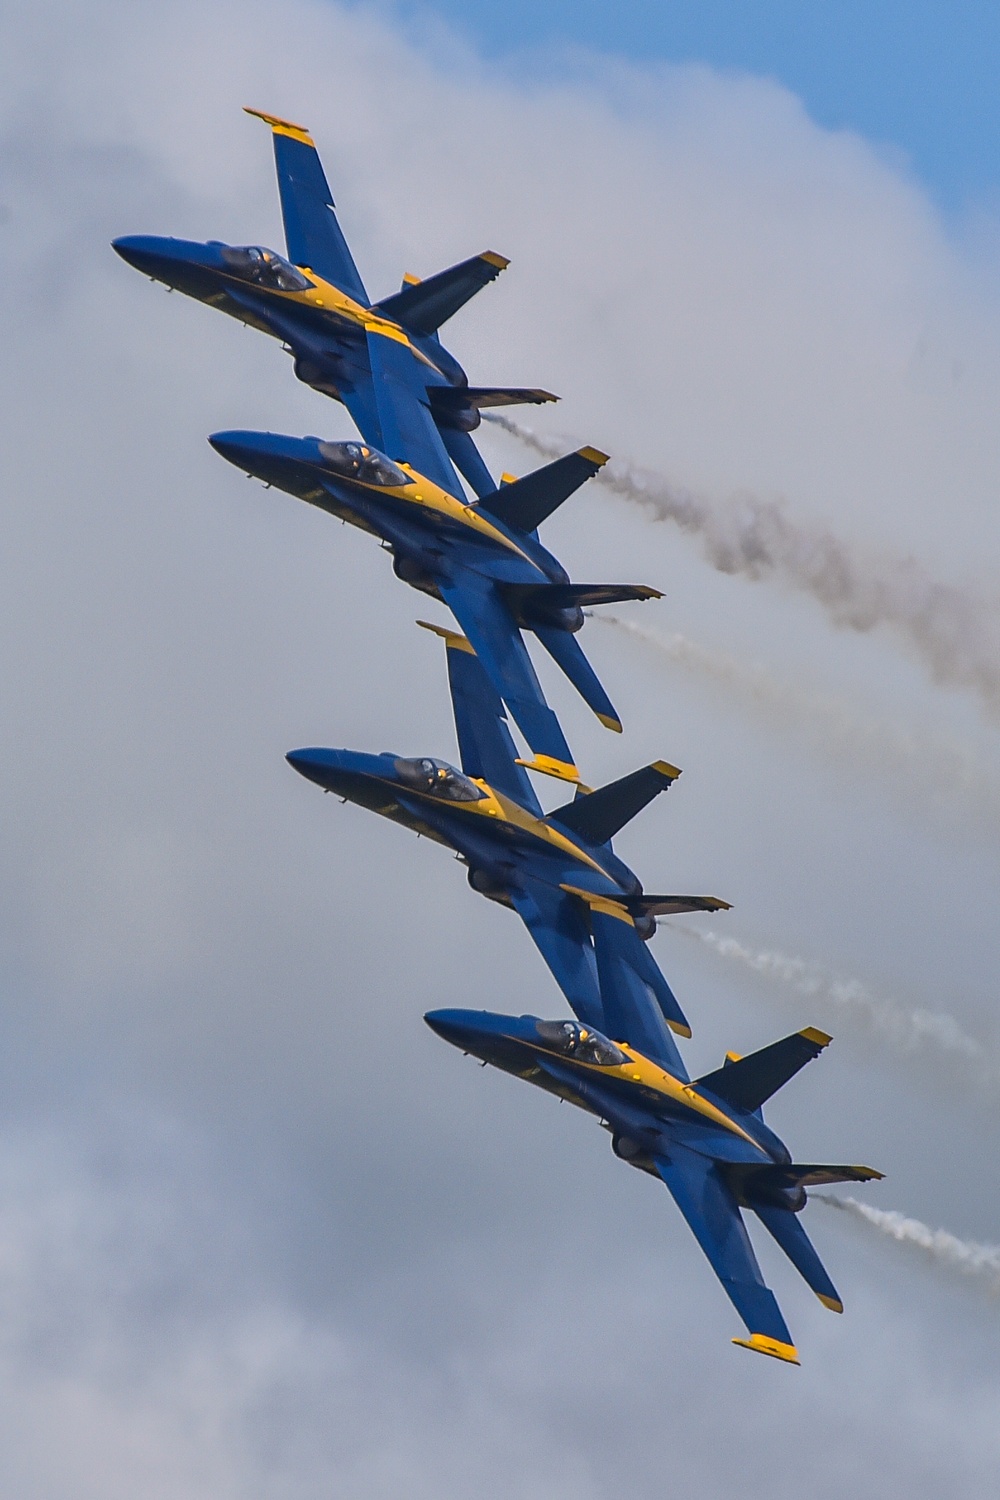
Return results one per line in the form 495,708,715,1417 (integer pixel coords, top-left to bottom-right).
514,754,582,785
800,1026,832,1047
578,445,610,467
481,251,510,270
244,106,314,146
416,620,475,654
732,1335,800,1365
559,885,633,923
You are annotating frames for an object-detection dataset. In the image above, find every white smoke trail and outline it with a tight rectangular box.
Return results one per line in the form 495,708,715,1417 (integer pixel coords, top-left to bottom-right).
673,926,996,1085
485,413,1000,716
595,613,1000,829
817,1195,1000,1295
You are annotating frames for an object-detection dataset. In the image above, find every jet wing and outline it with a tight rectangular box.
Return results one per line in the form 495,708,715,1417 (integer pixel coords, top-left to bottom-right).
245,109,369,304
588,907,690,1075
438,575,577,779
417,621,541,813
653,1144,799,1363
508,877,605,1032
364,325,463,495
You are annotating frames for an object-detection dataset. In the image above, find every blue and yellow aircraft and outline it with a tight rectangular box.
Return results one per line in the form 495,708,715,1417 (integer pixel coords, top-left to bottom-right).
211,430,660,783
113,106,554,503
286,621,727,1050
425,1009,881,1362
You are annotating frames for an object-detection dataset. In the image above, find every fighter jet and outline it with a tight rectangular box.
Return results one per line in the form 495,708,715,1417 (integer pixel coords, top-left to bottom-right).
286,622,728,1053
426,1007,882,1362
113,106,555,502
212,429,660,783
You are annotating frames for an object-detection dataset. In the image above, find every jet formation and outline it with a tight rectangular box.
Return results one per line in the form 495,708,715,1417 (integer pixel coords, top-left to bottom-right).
115,107,881,1364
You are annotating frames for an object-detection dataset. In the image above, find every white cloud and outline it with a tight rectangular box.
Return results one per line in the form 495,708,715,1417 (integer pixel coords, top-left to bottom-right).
2,0,1000,1492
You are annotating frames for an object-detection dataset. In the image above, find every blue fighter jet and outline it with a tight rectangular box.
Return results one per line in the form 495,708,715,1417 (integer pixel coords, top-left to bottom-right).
286,622,728,1050
113,107,555,503
211,431,660,783
425,1008,882,1362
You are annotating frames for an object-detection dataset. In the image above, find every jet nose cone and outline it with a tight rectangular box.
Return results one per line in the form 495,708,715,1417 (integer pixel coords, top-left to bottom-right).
209,429,318,478
424,1009,479,1048
285,748,325,782
208,430,266,469
112,234,159,273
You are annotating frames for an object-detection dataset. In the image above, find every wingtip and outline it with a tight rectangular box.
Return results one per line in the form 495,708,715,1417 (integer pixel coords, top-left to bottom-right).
578,445,610,468
817,1294,844,1314
732,1335,800,1366
243,106,314,144
651,759,682,781
800,1026,832,1048
481,250,510,271
668,1020,693,1039
597,712,623,733
416,618,475,654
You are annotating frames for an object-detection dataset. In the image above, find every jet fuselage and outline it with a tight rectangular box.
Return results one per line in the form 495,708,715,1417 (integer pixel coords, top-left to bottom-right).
285,747,641,905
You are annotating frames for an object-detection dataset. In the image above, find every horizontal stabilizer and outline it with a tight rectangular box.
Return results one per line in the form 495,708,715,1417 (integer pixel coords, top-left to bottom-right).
636,894,731,916
697,1028,832,1115
245,107,369,305
534,625,622,732
507,582,662,614
752,1204,843,1312
374,252,508,335
430,387,558,421
743,1163,884,1194
478,448,608,533
547,761,681,847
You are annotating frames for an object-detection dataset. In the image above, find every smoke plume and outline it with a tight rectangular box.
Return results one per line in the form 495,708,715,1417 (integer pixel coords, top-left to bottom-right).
595,613,1000,829
486,414,1000,716
817,1195,1000,1295
673,926,996,1086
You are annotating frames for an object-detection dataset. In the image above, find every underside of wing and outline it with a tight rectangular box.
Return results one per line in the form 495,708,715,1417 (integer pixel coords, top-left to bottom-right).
438,577,577,780
418,621,541,813
654,1144,799,1363
245,108,369,304
508,879,605,1032
365,326,462,494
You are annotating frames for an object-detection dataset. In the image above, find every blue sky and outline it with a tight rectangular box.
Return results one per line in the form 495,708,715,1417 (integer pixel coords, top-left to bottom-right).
382,0,1000,211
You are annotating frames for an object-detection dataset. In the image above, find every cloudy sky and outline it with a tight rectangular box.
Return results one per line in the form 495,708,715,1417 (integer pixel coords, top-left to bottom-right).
3,1,1000,1493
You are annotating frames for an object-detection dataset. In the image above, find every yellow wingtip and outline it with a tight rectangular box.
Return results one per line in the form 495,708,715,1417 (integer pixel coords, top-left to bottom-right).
500,472,518,486
817,1294,844,1313
651,759,682,780
800,1026,833,1048
578,445,610,467
243,106,314,145
481,250,510,270
597,713,624,733
515,754,581,785
416,619,475,654
732,1335,800,1365
401,271,422,286
668,1020,693,1039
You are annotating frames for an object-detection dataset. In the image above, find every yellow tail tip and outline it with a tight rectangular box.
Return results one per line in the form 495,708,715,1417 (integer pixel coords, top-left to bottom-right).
668,1020,693,1039
597,713,624,733
817,1294,844,1313
481,250,510,270
651,759,682,780
800,1026,833,1048
579,446,610,467
732,1335,800,1365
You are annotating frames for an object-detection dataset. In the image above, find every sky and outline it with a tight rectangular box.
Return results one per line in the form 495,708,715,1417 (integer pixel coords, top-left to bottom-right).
2,0,1000,1494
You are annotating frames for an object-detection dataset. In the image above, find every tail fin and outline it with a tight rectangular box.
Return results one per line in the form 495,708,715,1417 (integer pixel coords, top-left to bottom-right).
478,448,608,533
696,1028,831,1114
547,761,681,847
244,108,369,305
374,252,508,335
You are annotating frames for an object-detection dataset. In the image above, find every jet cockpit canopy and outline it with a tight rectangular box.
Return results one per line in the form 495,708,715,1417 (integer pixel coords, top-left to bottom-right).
220,244,312,292
535,1019,628,1067
394,757,484,803
318,440,409,489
